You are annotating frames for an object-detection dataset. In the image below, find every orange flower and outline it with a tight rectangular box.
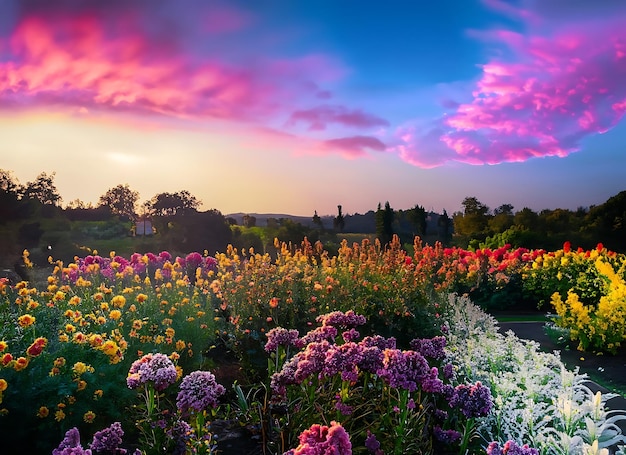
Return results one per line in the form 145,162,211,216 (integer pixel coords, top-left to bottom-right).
0,341,7,353
0,379,7,392
14,356,29,371
83,411,96,423
55,409,66,422
37,406,49,418
269,297,279,308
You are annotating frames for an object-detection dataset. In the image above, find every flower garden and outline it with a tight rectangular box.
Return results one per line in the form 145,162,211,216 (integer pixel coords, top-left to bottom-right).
1,236,626,454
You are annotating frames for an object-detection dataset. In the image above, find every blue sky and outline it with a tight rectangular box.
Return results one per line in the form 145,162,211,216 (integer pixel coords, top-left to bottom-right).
1,0,625,216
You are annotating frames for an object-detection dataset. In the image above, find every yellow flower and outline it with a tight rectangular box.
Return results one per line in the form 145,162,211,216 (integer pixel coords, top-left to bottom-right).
76,380,87,391
0,341,7,352
111,295,126,308
93,389,103,400
109,310,122,320
55,409,66,421
17,314,36,328
72,362,94,376
37,406,49,418
83,410,96,423
0,379,7,392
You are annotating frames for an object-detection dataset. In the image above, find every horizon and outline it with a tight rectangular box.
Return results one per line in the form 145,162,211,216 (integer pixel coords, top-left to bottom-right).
2,1,626,217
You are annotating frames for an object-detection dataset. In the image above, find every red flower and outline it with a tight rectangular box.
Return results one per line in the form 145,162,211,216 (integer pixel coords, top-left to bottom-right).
563,241,571,253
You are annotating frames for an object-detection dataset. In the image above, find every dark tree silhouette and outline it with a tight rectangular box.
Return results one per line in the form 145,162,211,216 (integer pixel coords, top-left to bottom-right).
23,172,61,206
333,205,345,232
98,184,139,220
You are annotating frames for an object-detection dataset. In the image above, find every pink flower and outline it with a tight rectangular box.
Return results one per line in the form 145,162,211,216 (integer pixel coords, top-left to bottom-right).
284,421,352,455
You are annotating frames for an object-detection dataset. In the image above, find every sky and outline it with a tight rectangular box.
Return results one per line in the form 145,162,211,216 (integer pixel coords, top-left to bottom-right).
1,0,625,217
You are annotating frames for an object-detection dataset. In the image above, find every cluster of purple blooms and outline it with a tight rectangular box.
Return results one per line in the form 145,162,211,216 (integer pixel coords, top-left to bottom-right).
284,421,352,455
53,423,135,455
61,251,218,284
176,370,226,416
448,381,494,418
126,353,178,391
486,441,540,455
267,310,494,452
315,310,367,328
264,327,305,352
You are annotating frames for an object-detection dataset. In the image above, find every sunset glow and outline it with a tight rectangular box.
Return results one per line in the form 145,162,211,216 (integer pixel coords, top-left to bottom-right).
1,0,625,215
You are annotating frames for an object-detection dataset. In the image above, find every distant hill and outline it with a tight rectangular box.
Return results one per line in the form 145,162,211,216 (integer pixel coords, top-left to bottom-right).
226,211,446,235
225,212,330,228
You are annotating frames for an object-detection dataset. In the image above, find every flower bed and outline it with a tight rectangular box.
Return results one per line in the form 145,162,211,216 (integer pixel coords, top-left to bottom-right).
1,239,626,454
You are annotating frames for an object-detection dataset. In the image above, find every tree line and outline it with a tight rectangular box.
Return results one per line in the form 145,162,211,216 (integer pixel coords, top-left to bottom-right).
1,170,625,269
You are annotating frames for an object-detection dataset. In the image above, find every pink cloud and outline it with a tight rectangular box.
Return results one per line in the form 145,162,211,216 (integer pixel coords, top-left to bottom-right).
396,10,626,167
0,13,344,125
322,136,387,158
288,105,389,131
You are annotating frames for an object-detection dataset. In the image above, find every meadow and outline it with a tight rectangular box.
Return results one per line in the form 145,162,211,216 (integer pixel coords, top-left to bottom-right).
1,236,626,454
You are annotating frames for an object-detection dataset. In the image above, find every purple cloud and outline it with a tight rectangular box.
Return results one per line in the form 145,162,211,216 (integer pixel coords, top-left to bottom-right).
288,105,389,131
322,136,387,158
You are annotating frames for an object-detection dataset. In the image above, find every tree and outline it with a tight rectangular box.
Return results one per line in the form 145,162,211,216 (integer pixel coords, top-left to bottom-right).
375,201,394,246
146,191,200,217
98,184,139,220
453,197,490,243
333,205,345,232
23,172,61,206
312,210,324,230
0,169,22,196
438,210,452,243
489,203,515,234
242,214,257,228
407,204,427,237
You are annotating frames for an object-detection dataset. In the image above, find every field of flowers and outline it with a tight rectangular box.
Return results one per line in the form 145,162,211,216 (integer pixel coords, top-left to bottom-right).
1,236,626,454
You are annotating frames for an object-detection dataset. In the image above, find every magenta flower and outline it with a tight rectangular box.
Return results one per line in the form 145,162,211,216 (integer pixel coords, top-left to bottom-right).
486,441,539,455
284,421,352,455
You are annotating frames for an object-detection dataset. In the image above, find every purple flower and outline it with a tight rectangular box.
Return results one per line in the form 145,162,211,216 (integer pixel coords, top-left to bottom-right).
265,327,303,352
486,441,539,455
53,428,92,455
365,431,383,454
90,422,126,454
176,370,225,415
284,421,352,455
377,349,430,392
334,396,354,416
127,353,178,391
410,336,447,360
421,367,445,393
342,328,360,342
323,342,363,382
316,310,366,329
167,419,192,455
433,426,462,445
449,381,493,418
300,325,338,344
442,363,455,381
